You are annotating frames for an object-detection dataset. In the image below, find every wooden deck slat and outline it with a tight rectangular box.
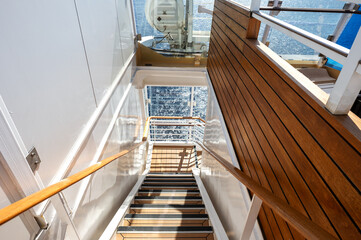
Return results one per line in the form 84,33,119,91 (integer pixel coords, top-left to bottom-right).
207,1,361,239
208,57,299,240
211,11,360,235
208,28,339,236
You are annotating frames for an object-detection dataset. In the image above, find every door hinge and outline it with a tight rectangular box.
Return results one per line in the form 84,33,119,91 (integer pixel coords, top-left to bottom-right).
26,147,41,173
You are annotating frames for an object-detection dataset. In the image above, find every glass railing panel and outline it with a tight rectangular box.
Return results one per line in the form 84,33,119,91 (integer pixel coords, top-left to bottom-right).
60,143,147,240
200,91,260,240
259,25,322,60
258,0,347,61
193,86,208,120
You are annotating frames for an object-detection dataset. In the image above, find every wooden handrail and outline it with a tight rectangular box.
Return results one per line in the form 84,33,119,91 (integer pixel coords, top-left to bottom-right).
0,116,205,225
0,141,146,225
196,141,338,240
142,116,205,141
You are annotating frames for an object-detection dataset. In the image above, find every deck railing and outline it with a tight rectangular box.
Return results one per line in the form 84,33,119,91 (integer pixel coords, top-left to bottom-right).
248,0,361,115
143,116,205,143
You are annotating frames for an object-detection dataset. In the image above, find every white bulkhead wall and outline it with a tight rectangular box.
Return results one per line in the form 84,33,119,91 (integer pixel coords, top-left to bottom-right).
0,0,145,239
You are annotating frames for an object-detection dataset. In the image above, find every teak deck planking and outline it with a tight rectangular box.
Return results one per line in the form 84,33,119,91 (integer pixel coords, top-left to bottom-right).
207,0,361,239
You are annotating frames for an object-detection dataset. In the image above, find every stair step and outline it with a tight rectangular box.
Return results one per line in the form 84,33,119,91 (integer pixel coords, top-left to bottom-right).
135,196,202,200
148,173,193,177
117,226,213,234
146,176,195,180
144,179,196,183
129,204,205,213
143,180,197,186
145,178,195,181
138,189,200,193
137,189,200,196
134,196,202,204
148,172,193,175
141,184,198,189
124,214,209,220
123,214,209,226
130,204,205,209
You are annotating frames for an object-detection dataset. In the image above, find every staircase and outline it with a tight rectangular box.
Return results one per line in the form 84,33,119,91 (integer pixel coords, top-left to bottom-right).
117,172,215,240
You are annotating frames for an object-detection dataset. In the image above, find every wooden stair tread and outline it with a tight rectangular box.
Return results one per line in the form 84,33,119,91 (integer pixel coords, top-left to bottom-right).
144,180,196,183
117,226,213,233
130,204,205,209
138,189,199,193
146,176,195,179
134,196,202,200
124,214,209,220
141,185,198,188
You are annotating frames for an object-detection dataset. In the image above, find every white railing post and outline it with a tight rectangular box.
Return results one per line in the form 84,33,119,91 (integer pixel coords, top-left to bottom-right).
326,27,361,115
250,0,261,11
240,194,263,240
261,0,279,44
51,194,80,240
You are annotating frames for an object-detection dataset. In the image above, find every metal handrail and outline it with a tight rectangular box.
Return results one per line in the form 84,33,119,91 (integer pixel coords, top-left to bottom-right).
252,11,349,62
259,7,361,14
142,116,205,141
195,140,337,240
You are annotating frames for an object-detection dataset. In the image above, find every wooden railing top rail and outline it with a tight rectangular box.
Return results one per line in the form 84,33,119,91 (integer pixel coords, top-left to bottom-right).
0,116,204,226
0,141,146,226
142,116,206,141
196,141,338,240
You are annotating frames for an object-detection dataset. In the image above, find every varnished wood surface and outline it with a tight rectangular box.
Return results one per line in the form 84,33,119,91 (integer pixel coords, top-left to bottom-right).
197,142,337,240
207,0,361,239
150,146,197,173
0,142,145,225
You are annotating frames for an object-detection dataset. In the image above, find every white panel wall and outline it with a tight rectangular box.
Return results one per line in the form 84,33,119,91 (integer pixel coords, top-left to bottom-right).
0,0,142,239
0,0,97,188
72,88,145,240
0,188,31,239
116,0,136,61
75,0,125,103
201,95,260,240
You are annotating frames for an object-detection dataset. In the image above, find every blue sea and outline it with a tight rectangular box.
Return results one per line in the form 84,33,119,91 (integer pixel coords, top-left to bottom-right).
133,0,346,56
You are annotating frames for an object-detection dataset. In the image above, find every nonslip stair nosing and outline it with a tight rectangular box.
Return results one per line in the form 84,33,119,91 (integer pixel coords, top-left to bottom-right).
138,189,199,192
130,204,205,209
117,226,213,233
124,214,209,220
141,185,198,188
137,189,200,194
146,176,195,179
134,196,202,200
144,180,196,183
148,172,193,175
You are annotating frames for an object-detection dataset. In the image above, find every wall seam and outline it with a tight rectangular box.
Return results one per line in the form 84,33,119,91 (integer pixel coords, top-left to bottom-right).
73,0,98,107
